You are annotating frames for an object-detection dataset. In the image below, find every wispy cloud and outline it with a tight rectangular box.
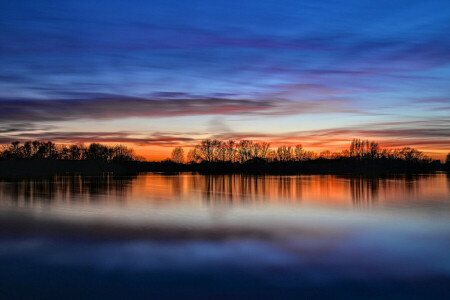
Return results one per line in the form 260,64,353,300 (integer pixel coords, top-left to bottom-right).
207,122,450,151
0,1,449,160
2,121,448,160
0,130,194,146
0,95,367,122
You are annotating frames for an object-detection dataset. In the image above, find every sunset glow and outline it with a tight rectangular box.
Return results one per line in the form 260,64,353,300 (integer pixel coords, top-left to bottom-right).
1,1,449,160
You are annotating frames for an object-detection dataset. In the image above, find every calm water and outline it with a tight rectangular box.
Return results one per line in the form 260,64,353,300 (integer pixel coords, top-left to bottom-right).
0,173,449,299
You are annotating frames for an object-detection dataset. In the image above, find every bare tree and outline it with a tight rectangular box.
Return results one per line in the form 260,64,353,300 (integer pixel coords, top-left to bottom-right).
238,140,253,162
399,147,428,162
294,144,305,161
319,150,332,159
369,141,380,159
277,146,293,161
258,142,270,160
171,147,185,163
224,140,236,162
187,148,201,163
69,145,82,160
23,141,32,158
249,142,270,160
199,139,214,162
211,140,224,162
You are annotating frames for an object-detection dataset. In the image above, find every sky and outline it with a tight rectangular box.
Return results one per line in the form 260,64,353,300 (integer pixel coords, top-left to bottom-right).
1,0,449,160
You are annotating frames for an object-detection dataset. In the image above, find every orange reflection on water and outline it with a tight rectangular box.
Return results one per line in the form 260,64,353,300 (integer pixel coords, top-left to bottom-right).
130,174,449,208
132,175,351,206
0,173,448,209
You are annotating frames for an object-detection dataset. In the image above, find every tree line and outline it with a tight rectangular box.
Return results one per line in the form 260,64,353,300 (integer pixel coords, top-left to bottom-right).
0,141,140,162
0,138,444,165
172,138,435,164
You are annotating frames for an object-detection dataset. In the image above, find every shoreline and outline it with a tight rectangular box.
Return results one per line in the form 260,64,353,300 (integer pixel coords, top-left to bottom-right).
0,159,446,178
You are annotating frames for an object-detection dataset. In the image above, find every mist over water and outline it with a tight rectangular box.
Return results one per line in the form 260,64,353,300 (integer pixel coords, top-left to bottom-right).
0,173,449,299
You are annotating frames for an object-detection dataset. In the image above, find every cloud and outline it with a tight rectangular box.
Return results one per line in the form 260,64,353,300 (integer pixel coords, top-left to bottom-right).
0,1,448,161
1,121,448,160
0,123,54,134
0,95,366,123
0,130,195,146
206,122,450,151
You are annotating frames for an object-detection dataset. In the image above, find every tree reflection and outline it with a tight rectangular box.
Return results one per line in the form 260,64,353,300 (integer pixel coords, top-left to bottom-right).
350,177,379,207
447,172,450,193
0,175,137,206
192,175,304,205
0,174,446,209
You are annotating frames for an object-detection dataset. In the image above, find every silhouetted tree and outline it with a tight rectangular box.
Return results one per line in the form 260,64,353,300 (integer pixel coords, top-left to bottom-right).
237,140,253,162
0,140,140,162
250,142,270,159
350,139,381,159
212,140,225,162
2,138,434,169
198,139,214,162
23,141,32,158
399,147,428,162
171,147,185,163
187,148,201,163
319,150,332,159
69,145,82,160
369,141,380,159
277,146,293,161
86,143,107,160
224,140,237,162
31,141,40,154
294,144,303,161
111,145,135,161
445,153,450,170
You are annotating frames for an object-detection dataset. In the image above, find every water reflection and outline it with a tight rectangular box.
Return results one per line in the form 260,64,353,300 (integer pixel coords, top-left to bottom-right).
447,172,450,192
350,176,378,206
0,175,136,206
0,173,448,209
0,173,448,299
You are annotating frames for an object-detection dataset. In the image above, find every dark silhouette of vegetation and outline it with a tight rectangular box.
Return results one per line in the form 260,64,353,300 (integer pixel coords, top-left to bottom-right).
182,138,432,164
0,141,143,177
0,174,136,204
171,147,184,163
162,138,442,175
0,139,445,177
0,141,139,161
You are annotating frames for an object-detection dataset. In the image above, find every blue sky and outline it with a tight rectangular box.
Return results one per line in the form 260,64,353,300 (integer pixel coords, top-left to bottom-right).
1,0,449,159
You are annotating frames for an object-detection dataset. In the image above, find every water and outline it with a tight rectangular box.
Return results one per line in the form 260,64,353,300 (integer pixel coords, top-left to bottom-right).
0,173,449,299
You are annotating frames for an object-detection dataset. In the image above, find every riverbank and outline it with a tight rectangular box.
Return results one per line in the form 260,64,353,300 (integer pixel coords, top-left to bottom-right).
0,158,445,178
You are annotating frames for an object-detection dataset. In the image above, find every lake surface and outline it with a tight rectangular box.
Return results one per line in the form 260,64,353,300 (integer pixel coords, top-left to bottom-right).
0,173,449,299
